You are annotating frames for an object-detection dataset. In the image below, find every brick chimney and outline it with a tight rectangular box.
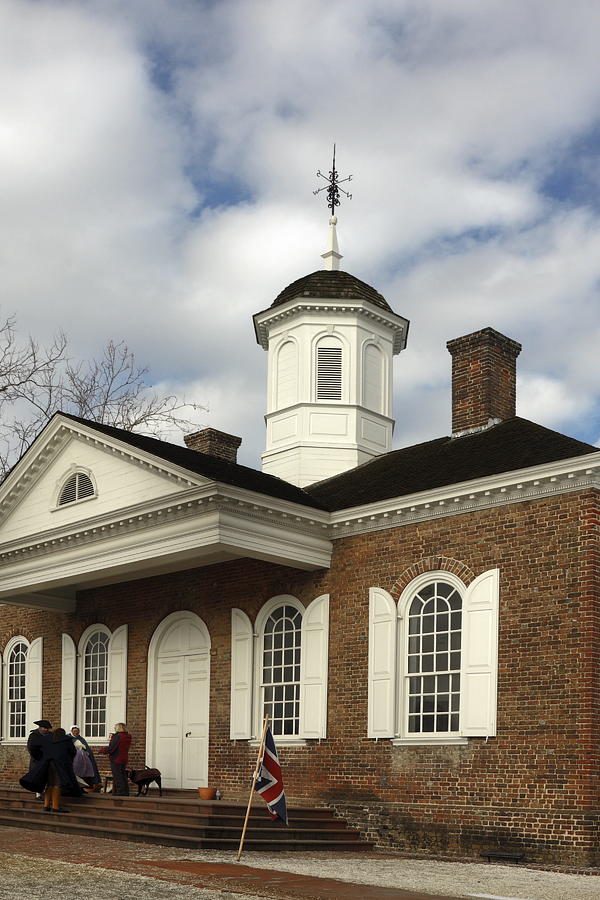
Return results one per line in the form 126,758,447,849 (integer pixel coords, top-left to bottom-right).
446,327,522,436
184,428,242,463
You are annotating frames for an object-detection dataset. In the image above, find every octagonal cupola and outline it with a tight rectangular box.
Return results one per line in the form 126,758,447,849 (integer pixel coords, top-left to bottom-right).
253,217,409,487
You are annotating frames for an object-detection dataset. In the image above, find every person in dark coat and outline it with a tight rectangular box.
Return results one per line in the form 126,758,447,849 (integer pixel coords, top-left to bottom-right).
99,722,132,795
20,727,82,810
26,719,53,800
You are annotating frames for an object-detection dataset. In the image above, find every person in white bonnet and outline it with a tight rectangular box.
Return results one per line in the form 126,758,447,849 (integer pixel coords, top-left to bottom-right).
70,726,101,791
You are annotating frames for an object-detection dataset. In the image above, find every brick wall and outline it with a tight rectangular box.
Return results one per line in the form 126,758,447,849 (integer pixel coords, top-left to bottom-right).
1,488,598,865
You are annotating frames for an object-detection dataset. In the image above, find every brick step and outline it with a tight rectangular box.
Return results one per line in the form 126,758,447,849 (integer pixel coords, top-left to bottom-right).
3,803,360,842
3,795,342,828
0,788,334,819
0,813,370,851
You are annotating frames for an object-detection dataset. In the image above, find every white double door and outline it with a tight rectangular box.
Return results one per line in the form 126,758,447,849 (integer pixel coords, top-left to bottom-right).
155,650,210,789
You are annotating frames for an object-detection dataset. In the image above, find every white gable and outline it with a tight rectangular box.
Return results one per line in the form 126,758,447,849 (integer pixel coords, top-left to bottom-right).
0,433,194,544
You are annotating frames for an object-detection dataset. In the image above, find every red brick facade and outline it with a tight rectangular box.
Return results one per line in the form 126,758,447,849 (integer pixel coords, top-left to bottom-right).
1,487,598,865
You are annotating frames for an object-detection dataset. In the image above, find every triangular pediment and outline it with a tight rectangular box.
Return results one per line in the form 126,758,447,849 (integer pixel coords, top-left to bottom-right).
0,415,209,543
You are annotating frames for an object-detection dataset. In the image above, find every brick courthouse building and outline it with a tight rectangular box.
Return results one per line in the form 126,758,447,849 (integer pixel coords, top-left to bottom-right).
0,223,598,864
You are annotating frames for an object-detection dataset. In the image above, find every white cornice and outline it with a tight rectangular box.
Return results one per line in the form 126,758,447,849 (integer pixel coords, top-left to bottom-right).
0,416,203,526
253,297,408,353
328,452,600,538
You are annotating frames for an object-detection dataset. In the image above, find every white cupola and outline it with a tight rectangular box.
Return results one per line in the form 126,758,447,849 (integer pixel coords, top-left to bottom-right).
253,218,409,488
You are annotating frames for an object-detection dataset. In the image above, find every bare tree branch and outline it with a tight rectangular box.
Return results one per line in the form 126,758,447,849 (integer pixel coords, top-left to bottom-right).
0,321,205,479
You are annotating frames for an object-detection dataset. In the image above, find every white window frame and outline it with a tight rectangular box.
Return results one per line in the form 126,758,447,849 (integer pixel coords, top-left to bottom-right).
230,593,329,745
368,569,499,746
253,596,305,743
3,636,29,742
1,635,43,744
396,572,467,746
76,624,128,744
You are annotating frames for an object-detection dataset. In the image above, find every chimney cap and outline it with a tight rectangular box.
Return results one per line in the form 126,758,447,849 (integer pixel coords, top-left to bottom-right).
184,428,242,464
447,326,522,357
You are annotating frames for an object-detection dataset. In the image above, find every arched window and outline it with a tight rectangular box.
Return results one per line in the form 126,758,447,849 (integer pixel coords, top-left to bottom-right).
261,603,303,737
367,570,499,743
230,594,329,743
58,471,95,506
276,340,298,409
63,626,127,740
316,338,343,401
2,635,43,741
82,629,109,738
406,581,462,735
7,640,28,739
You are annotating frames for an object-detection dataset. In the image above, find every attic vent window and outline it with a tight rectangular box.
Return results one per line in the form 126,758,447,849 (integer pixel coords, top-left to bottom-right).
317,346,342,400
58,472,95,506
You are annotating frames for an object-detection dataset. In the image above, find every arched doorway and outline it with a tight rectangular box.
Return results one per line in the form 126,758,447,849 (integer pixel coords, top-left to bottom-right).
146,611,210,790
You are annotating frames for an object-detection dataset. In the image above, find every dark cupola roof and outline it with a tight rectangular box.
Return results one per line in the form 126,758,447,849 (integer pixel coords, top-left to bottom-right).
271,269,393,313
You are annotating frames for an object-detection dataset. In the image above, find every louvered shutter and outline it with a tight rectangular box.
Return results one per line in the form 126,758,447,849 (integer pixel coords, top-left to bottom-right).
299,594,329,738
27,637,43,725
317,345,342,400
61,634,77,729
368,588,397,738
107,625,128,729
59,475,78,505
230,609,254,739
460,569,499,737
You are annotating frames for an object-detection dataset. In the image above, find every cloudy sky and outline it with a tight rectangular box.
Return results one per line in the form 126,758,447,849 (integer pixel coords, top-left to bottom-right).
2,0,600,467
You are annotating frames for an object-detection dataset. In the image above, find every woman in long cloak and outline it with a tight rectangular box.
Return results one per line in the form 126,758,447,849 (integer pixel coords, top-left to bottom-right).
70,725,101,788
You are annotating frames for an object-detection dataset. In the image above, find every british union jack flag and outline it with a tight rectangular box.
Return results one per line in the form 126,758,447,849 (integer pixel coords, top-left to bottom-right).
254,726,288,825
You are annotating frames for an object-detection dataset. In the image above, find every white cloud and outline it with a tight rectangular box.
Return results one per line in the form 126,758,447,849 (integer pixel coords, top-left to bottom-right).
1,0,599,467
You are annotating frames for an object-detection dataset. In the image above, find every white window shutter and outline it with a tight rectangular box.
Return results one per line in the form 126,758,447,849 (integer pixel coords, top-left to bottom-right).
299,594,329,739
461,569,500,737
107,625,128,729
368,587,397,738
230,609,254,739
60,634,77,729
27,637,43,725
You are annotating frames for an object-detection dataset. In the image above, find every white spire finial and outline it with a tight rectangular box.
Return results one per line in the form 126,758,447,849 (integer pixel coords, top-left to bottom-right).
321,215,342,270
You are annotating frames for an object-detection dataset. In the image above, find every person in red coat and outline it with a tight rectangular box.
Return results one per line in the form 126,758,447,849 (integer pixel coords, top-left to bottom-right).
100,722,132,795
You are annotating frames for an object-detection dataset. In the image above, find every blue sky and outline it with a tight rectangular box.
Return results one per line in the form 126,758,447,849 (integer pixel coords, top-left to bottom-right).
1,0,599,465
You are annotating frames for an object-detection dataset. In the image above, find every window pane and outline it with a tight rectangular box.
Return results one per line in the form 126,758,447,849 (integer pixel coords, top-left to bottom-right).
404,582,462,735
261,605,302,737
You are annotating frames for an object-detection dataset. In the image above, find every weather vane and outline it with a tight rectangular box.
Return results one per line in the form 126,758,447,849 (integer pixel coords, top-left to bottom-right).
313,144,352,216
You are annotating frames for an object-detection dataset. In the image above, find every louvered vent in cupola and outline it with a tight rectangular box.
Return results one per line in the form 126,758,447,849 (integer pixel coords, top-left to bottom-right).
58,472,95,506
316,345,342,400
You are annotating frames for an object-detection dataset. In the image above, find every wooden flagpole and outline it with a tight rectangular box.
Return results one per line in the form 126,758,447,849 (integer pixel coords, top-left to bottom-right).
236,712,270,862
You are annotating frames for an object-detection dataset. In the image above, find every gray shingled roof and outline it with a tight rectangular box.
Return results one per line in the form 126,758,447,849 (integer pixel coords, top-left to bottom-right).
20,413,597,518
305,417,597,510
271,269,393,312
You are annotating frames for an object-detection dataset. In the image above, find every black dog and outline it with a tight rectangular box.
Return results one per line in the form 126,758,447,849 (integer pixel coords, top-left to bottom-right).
127,766,162,797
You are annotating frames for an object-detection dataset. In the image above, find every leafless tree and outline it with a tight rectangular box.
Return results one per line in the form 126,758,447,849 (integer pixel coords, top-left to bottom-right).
0,317,204,478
